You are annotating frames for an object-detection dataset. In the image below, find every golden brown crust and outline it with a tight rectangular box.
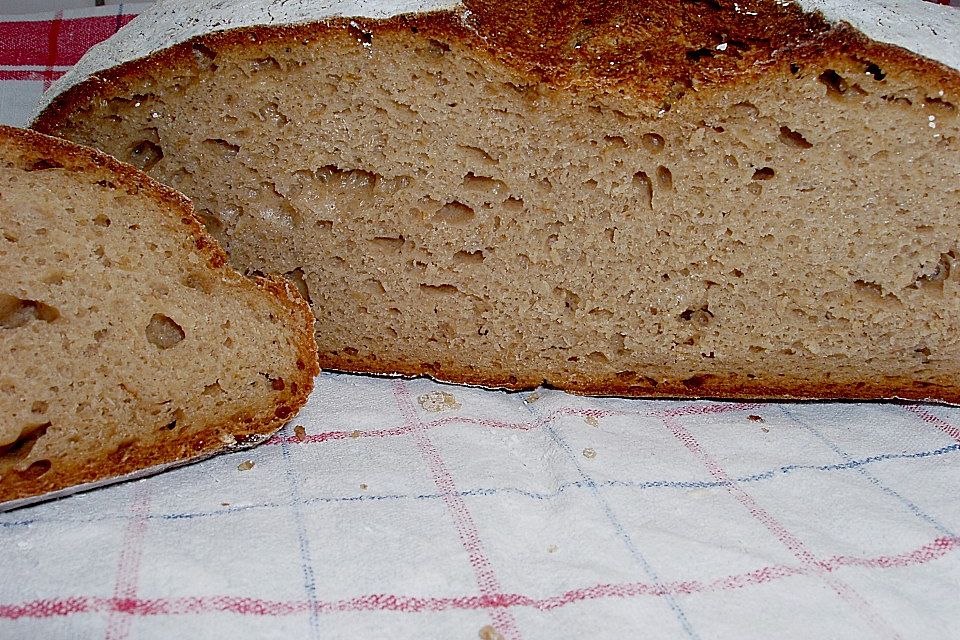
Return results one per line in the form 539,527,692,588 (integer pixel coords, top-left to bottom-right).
32,0,960,136
0,125,318,507
319,353,959,405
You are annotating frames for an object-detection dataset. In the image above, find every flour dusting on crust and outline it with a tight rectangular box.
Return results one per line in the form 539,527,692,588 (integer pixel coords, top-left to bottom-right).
32,0,461,122
795,0,960,71
32,0,960,124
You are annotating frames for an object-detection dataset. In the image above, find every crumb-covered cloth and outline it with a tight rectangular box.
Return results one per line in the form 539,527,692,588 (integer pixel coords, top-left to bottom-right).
1,4,960,639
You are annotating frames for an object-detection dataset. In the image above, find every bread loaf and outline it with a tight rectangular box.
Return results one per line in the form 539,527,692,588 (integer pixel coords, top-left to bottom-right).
0,125,317,509
32,0,960,401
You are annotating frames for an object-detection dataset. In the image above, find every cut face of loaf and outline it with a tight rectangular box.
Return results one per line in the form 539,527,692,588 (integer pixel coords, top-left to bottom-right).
33,0,960,401
0,126,317,508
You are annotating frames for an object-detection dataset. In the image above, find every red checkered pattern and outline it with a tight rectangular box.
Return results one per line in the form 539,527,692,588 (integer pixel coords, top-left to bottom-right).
1,3,960,639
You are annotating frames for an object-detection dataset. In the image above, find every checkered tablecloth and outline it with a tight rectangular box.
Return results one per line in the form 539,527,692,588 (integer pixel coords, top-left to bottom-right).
2,4,960,639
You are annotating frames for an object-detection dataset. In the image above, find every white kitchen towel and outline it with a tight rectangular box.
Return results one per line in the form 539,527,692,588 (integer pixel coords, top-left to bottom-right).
1,374,959,639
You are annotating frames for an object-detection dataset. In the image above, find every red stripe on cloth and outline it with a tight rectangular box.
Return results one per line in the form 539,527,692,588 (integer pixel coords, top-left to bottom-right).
0,14,137,68
661,415,905,640
104,484,152,640
654,402,761,418
42,12,63,91
393,380,521,640
1,536,956,620
0,70,66,81
904,405,960,443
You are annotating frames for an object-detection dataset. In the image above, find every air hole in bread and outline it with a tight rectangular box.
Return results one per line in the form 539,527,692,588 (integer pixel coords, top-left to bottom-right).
656,166,674,191
15,459,51,481
370,236,405,253
555,287,581,312
457,144,497,166
129,139,163,171
26,159,64,172
202,138,240,157
852,279,899,305
925,96,957,113
93,214,111,227
686,47,714,62
202,381,224,396
191,43,218,69
145,313,185,349
864,63,886,81
453,249,484,264
462,172,506,196
911,251,956,290
0,294,60,328
680,306,714,327
427,37,451,55
258,101,289,126
728,101,759,120
681,373,717,389
641,133,665,154
247,56,282,74
778,126,813,149
818,69,851,99
434,200,475,225
93,244,113,267
881,93,913,107
752,167,776,180
284,267,313,304
196,208,225,240
604,135,627,151
0,422,50,462
503,196,524,213
420,283,459,295
632,171,653,209
359,278,387,296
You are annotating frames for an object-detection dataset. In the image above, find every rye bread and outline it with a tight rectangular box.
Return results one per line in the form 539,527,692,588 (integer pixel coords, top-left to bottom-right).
31,0,960,401
0,125,318,509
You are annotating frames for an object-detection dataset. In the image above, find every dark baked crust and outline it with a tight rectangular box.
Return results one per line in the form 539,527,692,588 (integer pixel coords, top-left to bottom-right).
33,0,960,134
0,125,319,507
317,353,960,405
28,1,960,404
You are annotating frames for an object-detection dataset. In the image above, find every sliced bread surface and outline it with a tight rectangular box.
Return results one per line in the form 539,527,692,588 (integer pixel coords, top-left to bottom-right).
0,125,318,508
32,0,960,401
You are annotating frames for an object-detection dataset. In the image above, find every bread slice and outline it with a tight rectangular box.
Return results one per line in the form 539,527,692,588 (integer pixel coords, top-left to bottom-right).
0,125,317,509
32,0,960,401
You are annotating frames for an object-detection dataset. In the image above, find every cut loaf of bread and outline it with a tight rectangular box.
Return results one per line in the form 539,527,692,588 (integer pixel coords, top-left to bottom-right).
0,125,317,509
33,0,960,401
